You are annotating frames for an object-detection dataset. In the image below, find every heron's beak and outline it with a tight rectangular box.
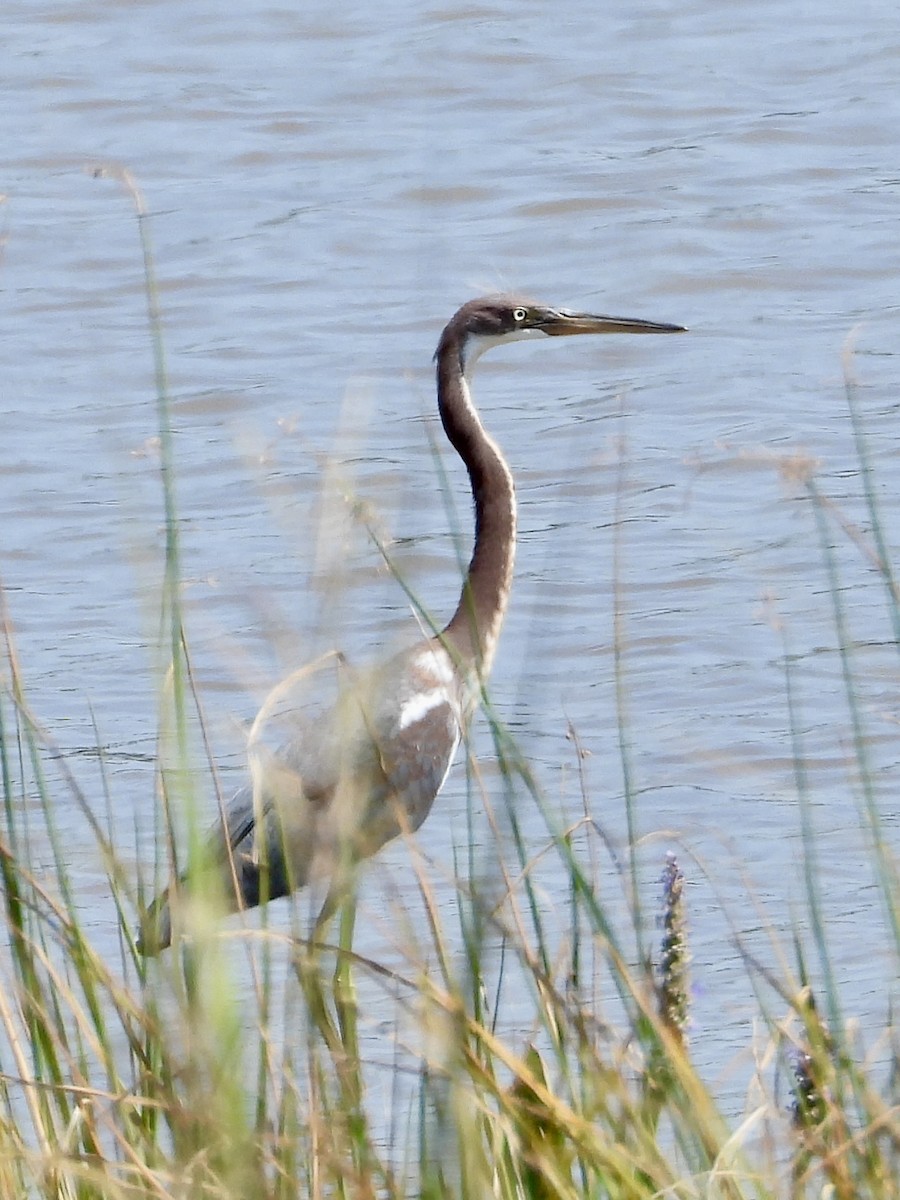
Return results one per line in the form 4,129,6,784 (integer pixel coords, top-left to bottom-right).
536,309,687,336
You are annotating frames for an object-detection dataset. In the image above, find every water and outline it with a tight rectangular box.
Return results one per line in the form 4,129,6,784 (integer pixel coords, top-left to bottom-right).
2,0,898,1117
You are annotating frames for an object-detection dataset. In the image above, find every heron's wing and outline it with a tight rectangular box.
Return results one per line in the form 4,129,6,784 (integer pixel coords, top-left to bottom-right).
372,696,461,835
351,646,463,850
137,645,465,954
303,667,463,930
265,646,463,861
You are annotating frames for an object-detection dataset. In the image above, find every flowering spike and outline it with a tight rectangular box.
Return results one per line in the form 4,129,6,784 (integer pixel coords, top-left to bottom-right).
657,852,690,1046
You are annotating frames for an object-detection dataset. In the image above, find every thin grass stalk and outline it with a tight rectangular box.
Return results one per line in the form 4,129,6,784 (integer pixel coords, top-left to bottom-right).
115,171,186,751
778,621,841,1042
610,425,644,955
456,748,491,1039
95,168,200,939
840,342,900,644
807,478,900,958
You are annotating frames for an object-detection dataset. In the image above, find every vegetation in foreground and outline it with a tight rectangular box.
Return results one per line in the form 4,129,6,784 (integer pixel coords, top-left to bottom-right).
0,580,897,1199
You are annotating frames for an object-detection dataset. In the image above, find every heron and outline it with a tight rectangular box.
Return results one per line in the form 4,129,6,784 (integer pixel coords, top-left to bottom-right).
138,295,685,954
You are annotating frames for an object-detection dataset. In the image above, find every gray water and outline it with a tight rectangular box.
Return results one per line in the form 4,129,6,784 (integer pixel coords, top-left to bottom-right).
3,0,899,1118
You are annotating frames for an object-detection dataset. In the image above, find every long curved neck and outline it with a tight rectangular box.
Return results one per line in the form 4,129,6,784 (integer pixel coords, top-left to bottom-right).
436,338,516,680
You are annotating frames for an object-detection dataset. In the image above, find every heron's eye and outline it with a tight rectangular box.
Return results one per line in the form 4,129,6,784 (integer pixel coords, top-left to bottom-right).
513,307,527,322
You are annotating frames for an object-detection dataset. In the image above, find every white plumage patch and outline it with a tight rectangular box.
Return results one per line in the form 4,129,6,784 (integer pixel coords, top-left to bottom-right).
398,688,450,732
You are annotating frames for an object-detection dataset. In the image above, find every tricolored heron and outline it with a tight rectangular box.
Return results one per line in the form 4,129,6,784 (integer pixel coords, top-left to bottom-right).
138,295,684,954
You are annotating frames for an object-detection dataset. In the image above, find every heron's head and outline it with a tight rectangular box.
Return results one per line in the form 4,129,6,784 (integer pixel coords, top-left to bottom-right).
437,294,686,373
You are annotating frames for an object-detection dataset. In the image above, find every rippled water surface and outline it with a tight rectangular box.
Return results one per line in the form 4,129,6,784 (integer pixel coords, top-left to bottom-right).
3,0,899,1107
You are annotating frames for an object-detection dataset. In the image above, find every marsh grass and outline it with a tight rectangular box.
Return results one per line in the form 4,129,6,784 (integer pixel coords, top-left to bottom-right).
0,184,897,1197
